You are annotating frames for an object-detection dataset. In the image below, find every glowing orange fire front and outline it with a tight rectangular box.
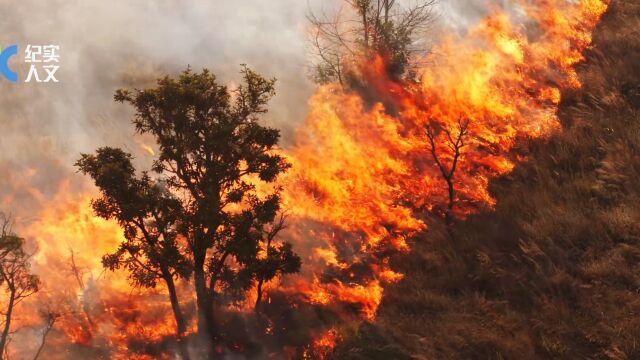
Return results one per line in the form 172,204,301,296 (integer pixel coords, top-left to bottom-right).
281,0,609,353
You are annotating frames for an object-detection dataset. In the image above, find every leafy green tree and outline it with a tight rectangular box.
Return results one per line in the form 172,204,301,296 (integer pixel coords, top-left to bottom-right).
82,66,301,356
76,148,191,341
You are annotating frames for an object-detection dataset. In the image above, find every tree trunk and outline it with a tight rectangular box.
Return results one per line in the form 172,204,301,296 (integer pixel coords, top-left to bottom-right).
362,6,369,47
193,252,216,359
384,0,390,23
254,278,264,313
445,178,455,226
32,313,56,360
161,270,191,360
0,290,15,356
162,271,187,336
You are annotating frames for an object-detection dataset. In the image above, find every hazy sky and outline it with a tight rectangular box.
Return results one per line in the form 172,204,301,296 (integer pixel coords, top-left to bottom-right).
0,0,489,216
0,0,325,214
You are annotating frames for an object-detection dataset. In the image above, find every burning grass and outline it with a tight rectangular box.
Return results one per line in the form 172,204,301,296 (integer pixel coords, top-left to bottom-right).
331,0,640,358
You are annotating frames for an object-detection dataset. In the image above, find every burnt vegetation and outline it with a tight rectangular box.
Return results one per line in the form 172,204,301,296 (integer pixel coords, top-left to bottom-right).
330,1,640,359
426,117,470,227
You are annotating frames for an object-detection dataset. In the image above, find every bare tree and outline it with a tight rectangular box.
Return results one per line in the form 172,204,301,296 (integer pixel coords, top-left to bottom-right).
308,0,436,84
426,118,470,225
66,248,96,343
32,310,60,360
0,214,40,356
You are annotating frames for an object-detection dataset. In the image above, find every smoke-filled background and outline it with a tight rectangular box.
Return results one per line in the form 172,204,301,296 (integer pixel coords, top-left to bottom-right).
0,0,498,219
1,0,328,216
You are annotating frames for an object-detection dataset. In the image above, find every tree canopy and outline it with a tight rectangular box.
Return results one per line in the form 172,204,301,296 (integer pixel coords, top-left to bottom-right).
78,66,301,357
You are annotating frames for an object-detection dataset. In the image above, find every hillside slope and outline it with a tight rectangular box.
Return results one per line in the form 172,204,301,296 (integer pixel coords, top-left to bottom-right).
332,1,640,358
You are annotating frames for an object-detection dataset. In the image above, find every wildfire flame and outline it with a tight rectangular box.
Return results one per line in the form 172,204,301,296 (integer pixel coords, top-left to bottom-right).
280,0,609,352
303,328,340,359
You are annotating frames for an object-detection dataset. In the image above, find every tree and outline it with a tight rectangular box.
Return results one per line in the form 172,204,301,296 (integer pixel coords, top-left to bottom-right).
425,118,469,226
85,66,301,356
308,0,436,84
76,147,192,353
0,214,40,357
67,249,94,336
32,310,60,360
252,213,299,313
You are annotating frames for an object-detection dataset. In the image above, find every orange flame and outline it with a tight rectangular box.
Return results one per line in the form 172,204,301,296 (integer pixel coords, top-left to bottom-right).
279,0,609,335
303,328,341,360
